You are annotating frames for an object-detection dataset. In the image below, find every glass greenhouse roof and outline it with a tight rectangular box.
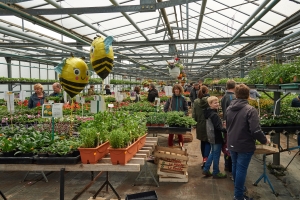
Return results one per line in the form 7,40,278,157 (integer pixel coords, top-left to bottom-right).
0,0,299,80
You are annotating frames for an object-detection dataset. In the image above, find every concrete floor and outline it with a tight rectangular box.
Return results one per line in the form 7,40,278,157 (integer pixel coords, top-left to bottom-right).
0,129,300,200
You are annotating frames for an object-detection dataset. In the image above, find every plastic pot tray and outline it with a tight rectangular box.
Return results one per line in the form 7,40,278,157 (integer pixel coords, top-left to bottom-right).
34,155,81,165
0,156,34,164
125,190,158,200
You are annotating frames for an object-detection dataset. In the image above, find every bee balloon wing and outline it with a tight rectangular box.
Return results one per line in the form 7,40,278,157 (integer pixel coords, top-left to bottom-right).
104,36,114,54
54,58,67,74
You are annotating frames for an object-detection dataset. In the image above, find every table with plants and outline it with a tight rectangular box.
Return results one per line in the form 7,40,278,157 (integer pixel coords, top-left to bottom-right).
0,92,197,199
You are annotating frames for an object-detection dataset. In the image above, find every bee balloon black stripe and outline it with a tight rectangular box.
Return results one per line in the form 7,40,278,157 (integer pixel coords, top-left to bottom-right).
61,83,85,93
59,77,88,88
94,63,113,73
92,57,113,66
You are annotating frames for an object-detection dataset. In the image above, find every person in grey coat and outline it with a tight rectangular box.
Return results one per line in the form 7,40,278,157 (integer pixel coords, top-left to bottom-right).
164,84,188,147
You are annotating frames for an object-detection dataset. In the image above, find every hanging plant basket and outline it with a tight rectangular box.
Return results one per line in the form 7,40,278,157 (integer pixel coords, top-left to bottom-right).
169,67,180,78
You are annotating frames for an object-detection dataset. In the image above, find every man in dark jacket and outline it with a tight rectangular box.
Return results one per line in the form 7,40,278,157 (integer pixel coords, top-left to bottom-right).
226,84,269,200
291,95,300,107
220,79,236,172
221,80,236,121
189,83,200,105
147,83,158,103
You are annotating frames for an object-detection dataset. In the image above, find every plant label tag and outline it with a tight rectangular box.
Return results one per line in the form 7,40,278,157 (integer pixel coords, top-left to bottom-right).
75,95,80,103
81,97,85,104
6,92,14,114
108,104,114,108
154,97,160,106
63,91,67,103
52,103,63,118
42,104,53,118
19,90,27,101
165,86,172,96
48,100,54,104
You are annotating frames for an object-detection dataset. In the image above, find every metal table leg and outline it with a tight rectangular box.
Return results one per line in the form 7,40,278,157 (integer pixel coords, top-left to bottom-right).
0,190,7,200
253,154,278,196
135,161,159,187
60,168,65,200
93,171,120,200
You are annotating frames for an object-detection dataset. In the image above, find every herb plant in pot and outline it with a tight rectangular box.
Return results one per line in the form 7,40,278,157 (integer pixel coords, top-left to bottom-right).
108,128,138,165
78,127,109,164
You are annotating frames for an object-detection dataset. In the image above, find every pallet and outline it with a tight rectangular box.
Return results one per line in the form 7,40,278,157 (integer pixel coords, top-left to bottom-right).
153,146,188,161
174,132,193,143
158,172,188,182
255,144,279,154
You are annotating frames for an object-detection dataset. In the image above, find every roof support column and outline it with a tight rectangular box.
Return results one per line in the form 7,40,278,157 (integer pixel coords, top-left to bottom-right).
5,57,12,91
240,52,245,78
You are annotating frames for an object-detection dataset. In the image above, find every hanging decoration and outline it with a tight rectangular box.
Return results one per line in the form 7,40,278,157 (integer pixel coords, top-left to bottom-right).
55,56,89,98
90,35,114,80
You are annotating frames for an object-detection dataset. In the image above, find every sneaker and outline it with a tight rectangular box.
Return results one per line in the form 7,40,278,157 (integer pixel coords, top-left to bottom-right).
203,157,208,162
202,170,212,177
233,195,253,200
213,172,227,179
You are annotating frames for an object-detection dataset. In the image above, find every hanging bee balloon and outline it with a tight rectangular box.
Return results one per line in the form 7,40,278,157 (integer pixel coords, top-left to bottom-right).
90,36,114,80
55,57,89,98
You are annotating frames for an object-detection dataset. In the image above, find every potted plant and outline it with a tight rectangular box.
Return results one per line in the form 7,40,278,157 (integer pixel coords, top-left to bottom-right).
108,128,138,165
78,127,109,164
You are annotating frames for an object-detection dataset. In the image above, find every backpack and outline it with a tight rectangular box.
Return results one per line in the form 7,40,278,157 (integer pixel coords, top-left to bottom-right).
206,114,215,144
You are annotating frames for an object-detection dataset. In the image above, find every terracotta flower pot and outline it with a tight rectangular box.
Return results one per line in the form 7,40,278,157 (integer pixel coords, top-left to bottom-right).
78,141,110,164
109,140,139,165
138,133,148,150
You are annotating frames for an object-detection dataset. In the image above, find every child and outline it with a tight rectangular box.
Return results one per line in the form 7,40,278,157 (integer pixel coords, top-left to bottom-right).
202,96,227,179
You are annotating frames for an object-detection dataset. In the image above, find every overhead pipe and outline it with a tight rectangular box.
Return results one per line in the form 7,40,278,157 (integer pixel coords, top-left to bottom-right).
157,0,174,40
109,0,169,76
203,0,276,67
0,2,91,45
44,0,108,38
191,0,207,63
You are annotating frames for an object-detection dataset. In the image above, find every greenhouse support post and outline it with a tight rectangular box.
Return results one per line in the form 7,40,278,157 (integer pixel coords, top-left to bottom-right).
273,92,281,165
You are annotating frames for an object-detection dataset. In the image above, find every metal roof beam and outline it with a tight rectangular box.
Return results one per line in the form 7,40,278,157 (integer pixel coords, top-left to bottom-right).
0,0,202,16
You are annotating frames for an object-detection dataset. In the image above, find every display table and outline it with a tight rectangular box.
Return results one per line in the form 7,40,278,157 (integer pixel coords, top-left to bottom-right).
147,126,191,137
0,137,158,200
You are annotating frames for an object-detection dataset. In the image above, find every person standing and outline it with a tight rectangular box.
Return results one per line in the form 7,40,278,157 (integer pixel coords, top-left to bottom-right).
49,82,64,103
221,79,236,172
147,83,158,103
88,85,95,96
291,95,300,107
134,86,141,102
105,85,111,95
189,83,200,106
184,83,193,93
164,84,188,147
226,84,269,200
28,83,48,109
202,96,227,179
192,85,211,168
249,89,261,100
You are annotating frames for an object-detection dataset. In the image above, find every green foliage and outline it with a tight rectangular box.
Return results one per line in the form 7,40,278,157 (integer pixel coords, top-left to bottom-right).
79,128,99,148
165,111,196,127
110,79,140,85
203,78,213,85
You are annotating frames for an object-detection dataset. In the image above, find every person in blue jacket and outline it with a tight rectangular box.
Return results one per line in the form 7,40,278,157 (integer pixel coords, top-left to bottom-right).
28,83,48,109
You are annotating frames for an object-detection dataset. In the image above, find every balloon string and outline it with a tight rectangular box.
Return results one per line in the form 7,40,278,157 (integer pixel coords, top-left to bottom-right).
69,98,74,136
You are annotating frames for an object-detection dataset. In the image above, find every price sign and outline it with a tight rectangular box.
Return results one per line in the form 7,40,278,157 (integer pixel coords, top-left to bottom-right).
52,103,63,118
108,104,114,108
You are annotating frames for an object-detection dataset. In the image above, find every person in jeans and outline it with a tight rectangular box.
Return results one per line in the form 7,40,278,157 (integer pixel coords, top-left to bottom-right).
226,84,269,200
202,96,227,179
221,79,236,172
192,85,211,168
164,84,188,147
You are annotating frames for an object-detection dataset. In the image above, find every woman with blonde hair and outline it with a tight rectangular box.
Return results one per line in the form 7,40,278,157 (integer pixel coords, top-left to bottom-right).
28,83,48,108
163,84,188,147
